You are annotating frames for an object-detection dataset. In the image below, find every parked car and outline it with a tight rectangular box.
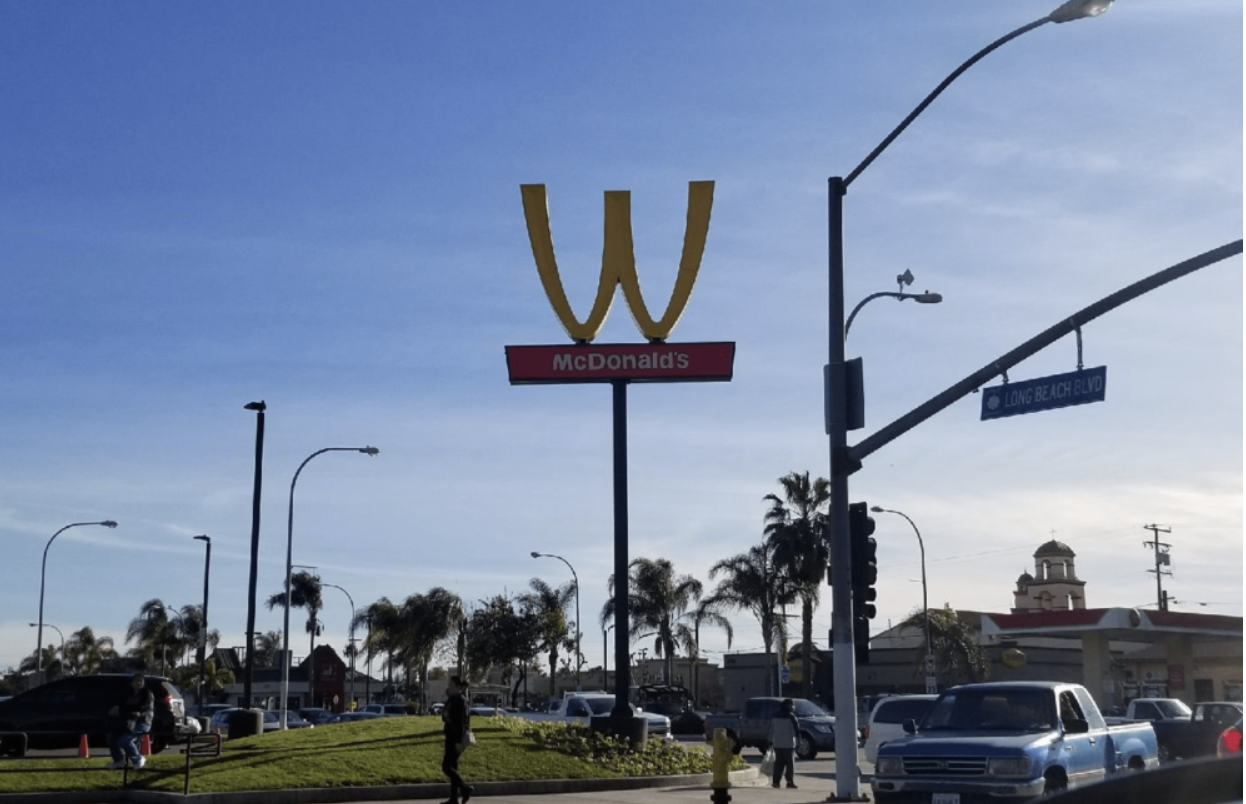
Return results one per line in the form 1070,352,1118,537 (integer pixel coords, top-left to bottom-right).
1217,717,1242,758
637,683,709,735
298,707,337,725
327,711,384,724
428,702,445,716
513,693,672,739
0,674,184,755
360,703,414,717
208,708,313,734
863,694,938,763
703,697,836,760
872,682,1158,802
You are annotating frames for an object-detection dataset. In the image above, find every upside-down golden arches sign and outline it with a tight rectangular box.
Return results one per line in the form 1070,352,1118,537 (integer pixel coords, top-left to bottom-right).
520,181,715,343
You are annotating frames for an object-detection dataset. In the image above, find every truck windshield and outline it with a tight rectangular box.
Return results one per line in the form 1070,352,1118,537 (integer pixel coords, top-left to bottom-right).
922,689,1055,732
793,700,829,718
1154,700,1192,719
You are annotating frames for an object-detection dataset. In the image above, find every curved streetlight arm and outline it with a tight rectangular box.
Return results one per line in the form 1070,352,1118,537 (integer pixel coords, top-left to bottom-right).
37,520,117,674
845,17,1050,189
281,447,378,728
322,582,356,711
845,291,943,338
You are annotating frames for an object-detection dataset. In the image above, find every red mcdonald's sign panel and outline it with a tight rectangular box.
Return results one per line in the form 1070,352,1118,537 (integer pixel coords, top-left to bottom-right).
506,342,734,385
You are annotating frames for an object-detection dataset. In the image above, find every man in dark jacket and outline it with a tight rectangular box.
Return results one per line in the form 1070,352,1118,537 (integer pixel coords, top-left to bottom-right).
441,675,473,804
105,673,154,770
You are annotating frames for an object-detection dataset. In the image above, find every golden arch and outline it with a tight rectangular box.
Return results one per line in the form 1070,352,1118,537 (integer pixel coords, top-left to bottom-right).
520,181,714,343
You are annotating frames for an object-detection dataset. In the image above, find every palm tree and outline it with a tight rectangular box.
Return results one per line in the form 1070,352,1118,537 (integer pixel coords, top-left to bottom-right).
353,598,402,688
395,588,464,709
678,597,734,707
189,659,235,707
63,626,117,675
764,471,831,699
902,605,990,684
521,577,576,697
707,541,797,695
125,598,181,674
252,630,284,668
601,557,702,686
19,646,61,679
265,570,323,665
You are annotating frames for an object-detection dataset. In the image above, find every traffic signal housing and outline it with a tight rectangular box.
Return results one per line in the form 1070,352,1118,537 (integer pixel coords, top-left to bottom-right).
849,501,878,663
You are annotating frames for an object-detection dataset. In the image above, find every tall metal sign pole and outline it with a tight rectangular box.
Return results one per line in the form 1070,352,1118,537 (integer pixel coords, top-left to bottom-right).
508,182,733,734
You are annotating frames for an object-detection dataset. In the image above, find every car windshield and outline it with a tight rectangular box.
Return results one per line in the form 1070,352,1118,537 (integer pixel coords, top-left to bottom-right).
793,700,829,718
1155,700,1192,719
586,698,617,715
922,689,1054,732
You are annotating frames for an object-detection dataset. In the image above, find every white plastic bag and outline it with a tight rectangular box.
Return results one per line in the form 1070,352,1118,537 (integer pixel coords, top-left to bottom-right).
759,747,776,777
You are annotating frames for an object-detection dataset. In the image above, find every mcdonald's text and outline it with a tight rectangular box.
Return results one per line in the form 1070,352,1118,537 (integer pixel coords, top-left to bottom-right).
506,342,735,385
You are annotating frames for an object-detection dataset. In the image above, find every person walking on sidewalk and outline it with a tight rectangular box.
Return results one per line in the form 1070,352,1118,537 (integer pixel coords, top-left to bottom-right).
441,675,473,804
767,698,799,789
105,672,153,770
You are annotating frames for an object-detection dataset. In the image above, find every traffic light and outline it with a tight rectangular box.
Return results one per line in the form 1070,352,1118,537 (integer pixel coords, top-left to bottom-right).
849,502,877,663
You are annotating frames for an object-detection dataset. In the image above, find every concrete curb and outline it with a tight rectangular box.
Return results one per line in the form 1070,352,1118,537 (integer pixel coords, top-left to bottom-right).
0,768,763,803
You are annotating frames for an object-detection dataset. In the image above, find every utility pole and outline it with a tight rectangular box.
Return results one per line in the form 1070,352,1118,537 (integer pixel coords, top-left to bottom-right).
1143,524,1172,611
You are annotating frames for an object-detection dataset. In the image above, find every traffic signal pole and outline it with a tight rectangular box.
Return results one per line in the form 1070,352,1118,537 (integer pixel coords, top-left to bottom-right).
826,176,863,802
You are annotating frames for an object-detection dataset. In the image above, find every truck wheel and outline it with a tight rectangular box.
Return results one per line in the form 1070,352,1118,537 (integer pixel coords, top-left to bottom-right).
1042,770,1067,796
1158,742,1172,763
726,731,742,755
796,733,817,761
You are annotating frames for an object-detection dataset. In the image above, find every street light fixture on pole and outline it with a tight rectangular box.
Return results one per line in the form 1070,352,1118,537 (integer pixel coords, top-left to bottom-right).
281,446,379,729
872,507,935,693
193,535,211,716
531,551,582,691
37,520,117,676
823,3,1111,798
321,582,356,711
28,623,64,670
844,270,943,339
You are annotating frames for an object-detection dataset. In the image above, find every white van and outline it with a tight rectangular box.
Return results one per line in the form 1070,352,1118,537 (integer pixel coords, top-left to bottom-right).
864,694,938,763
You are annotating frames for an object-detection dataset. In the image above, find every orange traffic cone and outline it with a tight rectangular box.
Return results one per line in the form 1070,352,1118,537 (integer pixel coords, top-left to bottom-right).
77,734,89,759
140,733,151,756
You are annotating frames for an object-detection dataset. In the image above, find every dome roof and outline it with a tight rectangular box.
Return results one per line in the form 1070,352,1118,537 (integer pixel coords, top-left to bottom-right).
1016,571,1034,584
1034,539,1075,558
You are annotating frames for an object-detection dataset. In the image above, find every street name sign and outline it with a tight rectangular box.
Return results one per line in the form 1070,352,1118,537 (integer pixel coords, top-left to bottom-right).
980,366,1106,421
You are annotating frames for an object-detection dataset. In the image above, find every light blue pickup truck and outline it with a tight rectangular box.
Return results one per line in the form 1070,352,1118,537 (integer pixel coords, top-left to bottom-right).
872,681,1158,802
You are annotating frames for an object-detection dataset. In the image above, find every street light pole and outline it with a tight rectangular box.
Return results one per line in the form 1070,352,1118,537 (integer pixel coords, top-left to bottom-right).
194,535,211,716
281,446,379,728
604,623,614,686
823,4,1111,798
243,400,266,709
531,551,581,691
872,507,934,693
322,582,356,711
37,520,117,677
28,623,64,671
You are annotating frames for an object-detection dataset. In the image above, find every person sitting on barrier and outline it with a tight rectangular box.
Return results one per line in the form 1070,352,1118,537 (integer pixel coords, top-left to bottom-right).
105,672,153,770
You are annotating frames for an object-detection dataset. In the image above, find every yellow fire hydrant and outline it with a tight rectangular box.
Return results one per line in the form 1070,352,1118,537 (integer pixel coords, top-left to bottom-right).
710,727,732,803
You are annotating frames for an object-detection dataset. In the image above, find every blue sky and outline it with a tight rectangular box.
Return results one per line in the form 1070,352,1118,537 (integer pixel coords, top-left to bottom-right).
1,1,1241,675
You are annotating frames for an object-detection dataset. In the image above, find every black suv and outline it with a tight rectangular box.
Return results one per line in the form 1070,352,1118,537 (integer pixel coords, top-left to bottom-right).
0,674,184,755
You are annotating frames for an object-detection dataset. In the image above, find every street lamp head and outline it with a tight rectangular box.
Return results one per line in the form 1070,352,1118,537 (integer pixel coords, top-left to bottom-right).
193,534,210,543
359,446,379,456
870,506,885,513
101,521,118,529
1048,0,1112,23
244,401,266,412
913,292,942,304
530,551,543,559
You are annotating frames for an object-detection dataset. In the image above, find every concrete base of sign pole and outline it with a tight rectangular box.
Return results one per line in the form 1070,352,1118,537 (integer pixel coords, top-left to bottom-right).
590,714,649,745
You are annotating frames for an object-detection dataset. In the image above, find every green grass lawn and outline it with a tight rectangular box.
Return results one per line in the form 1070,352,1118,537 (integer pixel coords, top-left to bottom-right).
0,716,736,795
